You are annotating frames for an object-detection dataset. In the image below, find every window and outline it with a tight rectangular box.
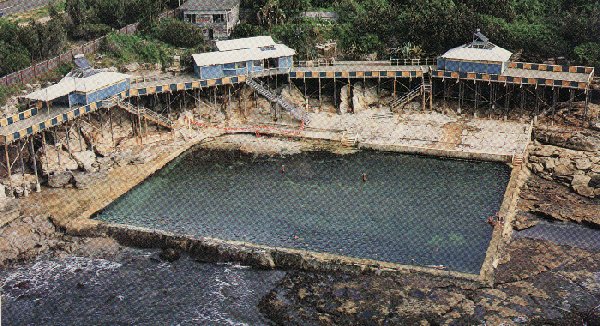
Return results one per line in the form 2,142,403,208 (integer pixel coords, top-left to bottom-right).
185,14,198,23
235,62,245,69
253,60,263,67
213,14,225,23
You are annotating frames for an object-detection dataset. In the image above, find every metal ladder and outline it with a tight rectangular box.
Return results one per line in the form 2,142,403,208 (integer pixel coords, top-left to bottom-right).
246,78,311,125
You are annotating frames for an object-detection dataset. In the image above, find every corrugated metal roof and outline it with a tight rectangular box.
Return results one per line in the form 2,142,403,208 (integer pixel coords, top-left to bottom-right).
193,44,296,67
216,36,276,51
441,43,512,63
25,72,130,102
179,0,239,11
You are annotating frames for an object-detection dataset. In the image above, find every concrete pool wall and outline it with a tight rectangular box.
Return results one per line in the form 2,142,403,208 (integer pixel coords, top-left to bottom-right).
44,126,530,283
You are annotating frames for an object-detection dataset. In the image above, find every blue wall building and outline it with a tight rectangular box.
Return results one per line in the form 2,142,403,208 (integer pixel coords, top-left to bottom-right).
437,30,513,75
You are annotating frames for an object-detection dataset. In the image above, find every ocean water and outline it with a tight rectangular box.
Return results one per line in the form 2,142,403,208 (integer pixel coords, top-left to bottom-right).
96,150,511,274
0,252,284,325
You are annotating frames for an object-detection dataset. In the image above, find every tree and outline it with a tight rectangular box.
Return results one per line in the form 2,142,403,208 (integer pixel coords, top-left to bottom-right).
575,42,600,68
152,19,205,48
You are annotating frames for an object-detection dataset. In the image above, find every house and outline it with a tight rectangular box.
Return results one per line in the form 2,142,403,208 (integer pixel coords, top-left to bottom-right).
24,71,130,107
437,30,513,75
179,0,240,40
192,37,296,79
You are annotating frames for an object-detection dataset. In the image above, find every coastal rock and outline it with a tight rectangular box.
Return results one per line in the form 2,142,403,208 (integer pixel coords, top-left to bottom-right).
47,171,73,188
575,158,592,170
339,85,350,114
40,147,79,174
72,151,97,172
73,170,108,189
0,183,6,199
534,125,600,152
129,150,156,165
159,248,181,262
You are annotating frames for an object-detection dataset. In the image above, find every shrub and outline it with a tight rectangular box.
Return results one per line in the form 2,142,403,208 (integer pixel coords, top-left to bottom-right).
151,18,205,48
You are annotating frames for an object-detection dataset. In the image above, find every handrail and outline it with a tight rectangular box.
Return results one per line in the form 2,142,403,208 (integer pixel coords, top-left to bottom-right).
389,58,438,66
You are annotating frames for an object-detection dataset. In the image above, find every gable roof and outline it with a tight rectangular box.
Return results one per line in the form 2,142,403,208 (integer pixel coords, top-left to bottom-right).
193,44,295,67
441,43,513,63
216,36,276,52
25,72,130,102
179,0,239,11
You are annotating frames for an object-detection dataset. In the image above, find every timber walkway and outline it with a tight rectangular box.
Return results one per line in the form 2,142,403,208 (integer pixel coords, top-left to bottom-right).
1,58,595,145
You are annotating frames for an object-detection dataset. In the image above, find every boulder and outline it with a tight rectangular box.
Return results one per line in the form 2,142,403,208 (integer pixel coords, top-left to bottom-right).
72,151,97,172
0,183,6,200
575,158,592,170
159,248,181,262
122,62,140,72
40,147,79,174
589,174,600,188
47,171,73,188
572,174,595,198
339,85,350,114
553,164,573,176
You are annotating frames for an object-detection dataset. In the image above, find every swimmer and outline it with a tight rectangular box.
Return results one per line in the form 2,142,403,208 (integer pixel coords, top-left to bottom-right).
362,173,367,182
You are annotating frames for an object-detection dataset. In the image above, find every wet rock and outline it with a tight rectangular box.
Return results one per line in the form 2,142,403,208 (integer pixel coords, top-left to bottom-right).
47,171,73,188
0,198,20,226
72,151,97,172
534,125,600,152
159,248,181,262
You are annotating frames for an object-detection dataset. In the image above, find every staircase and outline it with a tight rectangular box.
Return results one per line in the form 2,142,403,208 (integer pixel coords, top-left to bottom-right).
391,85,422,109
101,97,174,129
512,155,524,167
341,132,360,147
370,111,394,120
246,78,311,125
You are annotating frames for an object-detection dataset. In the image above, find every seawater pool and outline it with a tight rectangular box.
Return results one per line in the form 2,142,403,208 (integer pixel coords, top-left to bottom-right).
95,149,511,274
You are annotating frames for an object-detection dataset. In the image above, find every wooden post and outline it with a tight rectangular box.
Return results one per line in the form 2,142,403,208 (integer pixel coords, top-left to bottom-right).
552,87,558,119
18,139,25,176
333,77,338,113
393,77,397,97
584,89,590,120
318,77,322,108
4,143,12,188
569,89,575,111
109,108,115,148
29,137,40,192
520,86,526,112
53,129,61,166
42,132,49,175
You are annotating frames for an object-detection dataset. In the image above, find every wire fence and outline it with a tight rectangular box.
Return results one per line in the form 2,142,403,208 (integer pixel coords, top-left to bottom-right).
0,10,177,87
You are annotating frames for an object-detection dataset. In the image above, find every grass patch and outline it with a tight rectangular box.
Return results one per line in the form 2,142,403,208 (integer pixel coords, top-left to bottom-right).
5,0,66,25
101,32,176,67
0,84,23,107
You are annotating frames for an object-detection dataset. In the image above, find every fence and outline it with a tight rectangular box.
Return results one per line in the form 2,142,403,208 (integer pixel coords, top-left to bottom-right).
0,10,177,87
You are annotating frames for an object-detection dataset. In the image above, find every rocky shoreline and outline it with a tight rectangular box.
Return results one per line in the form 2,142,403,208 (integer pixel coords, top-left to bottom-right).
1,111,599,324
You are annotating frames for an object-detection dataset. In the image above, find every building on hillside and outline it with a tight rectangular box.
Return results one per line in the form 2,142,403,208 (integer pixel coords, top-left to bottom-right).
179,0,240,40
24,71,130,108
192,37,295,79
215,36,276,52
437,29,513,75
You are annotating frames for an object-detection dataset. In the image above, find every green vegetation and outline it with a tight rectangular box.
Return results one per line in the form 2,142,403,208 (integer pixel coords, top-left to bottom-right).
0,85,23,107
101,33,175,66
236,0,600,67
0,0,179,77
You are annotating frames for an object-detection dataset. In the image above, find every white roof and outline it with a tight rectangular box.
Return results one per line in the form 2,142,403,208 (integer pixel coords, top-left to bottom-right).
441,43,512,63
193,44,295,67
25,72,130,102
216,36,276,51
